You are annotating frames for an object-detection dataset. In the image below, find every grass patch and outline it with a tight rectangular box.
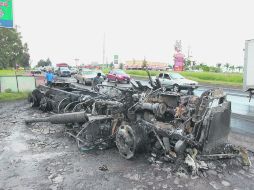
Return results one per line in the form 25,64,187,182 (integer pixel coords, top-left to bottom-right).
0,92,29,102
0,70,26,76
180,72,243,84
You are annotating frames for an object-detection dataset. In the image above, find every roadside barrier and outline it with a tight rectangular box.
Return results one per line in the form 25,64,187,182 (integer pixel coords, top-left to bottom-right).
0,76,37,92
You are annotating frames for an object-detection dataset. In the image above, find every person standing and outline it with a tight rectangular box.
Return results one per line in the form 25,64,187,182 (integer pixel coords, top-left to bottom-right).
92,72,103,91
45,69,54,87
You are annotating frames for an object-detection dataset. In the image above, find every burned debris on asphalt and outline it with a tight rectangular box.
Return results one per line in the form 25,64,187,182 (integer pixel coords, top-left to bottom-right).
25,74,251,176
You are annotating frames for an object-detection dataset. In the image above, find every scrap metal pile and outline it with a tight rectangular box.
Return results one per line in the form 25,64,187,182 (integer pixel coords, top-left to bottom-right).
26,76,251,174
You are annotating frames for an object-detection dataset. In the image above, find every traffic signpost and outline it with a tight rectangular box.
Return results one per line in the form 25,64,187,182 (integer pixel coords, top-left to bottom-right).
0,0,13,28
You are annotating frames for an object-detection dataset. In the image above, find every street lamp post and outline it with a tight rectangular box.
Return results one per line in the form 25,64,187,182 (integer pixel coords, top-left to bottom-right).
74,58,79,67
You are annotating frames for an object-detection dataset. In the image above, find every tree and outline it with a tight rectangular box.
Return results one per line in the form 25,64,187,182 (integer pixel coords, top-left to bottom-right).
18,43,30,68
184,59,191,69
216,63,222,68
37,58,52,67
119,63,124,69
236,66,243,72
142,58,147,69
209,66,220,73
0,27,30,69
224,63,230,71
229,65,235,72
109,62,114,69
46,58,52,66
215,63,222,72
201,65,210,72
199,62,205,67
192,61,197,70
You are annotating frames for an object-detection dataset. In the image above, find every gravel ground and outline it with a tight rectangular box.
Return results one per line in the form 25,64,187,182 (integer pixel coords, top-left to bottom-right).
0,100,254,190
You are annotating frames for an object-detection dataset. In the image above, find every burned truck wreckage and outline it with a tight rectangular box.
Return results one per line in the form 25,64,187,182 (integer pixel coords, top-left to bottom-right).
26,76,251,175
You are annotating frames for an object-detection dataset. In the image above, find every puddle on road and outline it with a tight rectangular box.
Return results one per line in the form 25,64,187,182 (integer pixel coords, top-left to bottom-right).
4,129,30,153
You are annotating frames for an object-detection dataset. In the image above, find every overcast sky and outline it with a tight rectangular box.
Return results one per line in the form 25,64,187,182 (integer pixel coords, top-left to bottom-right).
14,0,254,67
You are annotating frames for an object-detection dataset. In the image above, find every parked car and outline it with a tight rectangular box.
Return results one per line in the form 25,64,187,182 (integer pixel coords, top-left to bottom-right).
107,69,131,83
75,69,98,85
70,67,78,75
30,68,42,75
153,72,198,92
56,67,71,77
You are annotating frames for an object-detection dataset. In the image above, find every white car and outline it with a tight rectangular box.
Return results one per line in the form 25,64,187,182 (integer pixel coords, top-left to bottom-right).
70,67,78,75
153,72,198,92
74,69,98,85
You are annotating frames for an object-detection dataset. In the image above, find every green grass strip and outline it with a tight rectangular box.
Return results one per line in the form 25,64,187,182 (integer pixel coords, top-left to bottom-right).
0,70,26,76
0,92,29,102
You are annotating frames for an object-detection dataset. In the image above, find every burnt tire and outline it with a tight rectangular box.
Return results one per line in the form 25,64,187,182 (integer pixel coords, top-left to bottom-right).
28,94,38,107
30,89,44,107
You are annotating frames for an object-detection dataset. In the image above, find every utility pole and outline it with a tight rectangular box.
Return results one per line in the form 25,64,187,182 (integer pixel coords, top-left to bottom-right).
187,46,190,59
106,57,108,68
102,33,106,65
74,58,79,67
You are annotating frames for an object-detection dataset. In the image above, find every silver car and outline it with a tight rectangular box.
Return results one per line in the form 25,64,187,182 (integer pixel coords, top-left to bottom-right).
153,72,198,92
75,69,97,85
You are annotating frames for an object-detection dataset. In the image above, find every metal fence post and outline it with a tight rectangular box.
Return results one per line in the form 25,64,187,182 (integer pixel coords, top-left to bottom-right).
34,76,37,88
15,71,19,92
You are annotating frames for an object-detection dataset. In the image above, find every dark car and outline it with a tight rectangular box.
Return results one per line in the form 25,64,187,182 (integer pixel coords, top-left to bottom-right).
107,69,131,83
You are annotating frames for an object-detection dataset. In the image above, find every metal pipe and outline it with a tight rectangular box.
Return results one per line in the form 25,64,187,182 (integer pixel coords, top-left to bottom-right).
25,111,88,124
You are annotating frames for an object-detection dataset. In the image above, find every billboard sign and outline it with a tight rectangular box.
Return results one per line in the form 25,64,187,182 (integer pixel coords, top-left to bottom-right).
113,55,118,64
243,39,254,90
0,0,13,28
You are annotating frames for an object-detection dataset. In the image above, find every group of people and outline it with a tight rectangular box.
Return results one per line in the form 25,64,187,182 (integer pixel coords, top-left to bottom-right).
44,70,103,91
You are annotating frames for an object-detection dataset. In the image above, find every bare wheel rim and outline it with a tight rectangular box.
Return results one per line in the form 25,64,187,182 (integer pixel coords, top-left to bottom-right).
173,84,179,92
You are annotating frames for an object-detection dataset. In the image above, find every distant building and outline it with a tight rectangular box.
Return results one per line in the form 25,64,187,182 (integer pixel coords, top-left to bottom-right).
79,62,101,69
56,63,69,67
125,60,169,70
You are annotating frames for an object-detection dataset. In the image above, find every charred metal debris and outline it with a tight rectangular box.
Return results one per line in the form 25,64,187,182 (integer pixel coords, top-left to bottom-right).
246,88,254,102
26,75,251,175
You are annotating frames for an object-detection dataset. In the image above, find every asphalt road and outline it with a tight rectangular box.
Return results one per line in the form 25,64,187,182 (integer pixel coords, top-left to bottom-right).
60,76,254,136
